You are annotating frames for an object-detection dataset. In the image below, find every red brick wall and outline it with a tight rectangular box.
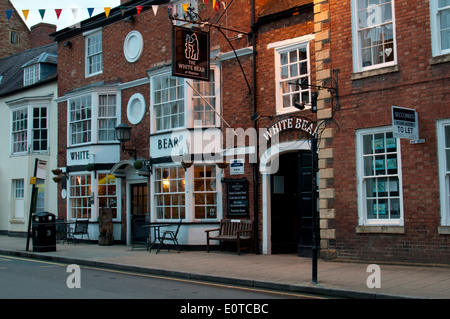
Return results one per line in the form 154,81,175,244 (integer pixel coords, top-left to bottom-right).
30,23,56,48
330,0,450,263
0,0,30,59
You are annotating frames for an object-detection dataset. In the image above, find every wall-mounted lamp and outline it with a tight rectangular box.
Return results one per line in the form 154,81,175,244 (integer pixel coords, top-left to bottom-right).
115,123,137,159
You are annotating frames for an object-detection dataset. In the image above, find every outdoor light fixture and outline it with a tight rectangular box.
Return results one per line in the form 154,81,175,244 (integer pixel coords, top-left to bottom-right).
115,123,137,159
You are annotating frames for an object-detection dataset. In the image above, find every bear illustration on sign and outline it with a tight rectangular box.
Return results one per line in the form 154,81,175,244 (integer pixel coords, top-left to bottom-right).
185,33,199,61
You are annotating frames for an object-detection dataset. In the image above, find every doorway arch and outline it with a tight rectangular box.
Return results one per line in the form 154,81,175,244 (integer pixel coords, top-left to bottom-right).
260,140,313,255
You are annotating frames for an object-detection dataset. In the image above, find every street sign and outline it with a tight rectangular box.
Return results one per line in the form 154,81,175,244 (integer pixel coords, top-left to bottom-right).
392,106,419,140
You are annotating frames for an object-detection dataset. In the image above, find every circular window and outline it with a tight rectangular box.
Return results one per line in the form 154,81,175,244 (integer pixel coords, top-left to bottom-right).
127,93,146,124
123,31,143,63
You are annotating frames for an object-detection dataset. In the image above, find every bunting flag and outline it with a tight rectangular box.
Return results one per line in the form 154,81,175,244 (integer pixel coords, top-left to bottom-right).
39,9,46,20
104,7,111,18
71,8,78,19
152,5,158,16
22,9,29,21
55,9,62,19
5,9,12,20
3,3,227,26
182,3,189,14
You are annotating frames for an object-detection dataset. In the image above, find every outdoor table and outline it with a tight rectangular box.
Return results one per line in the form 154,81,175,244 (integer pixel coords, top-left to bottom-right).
144,224,171,252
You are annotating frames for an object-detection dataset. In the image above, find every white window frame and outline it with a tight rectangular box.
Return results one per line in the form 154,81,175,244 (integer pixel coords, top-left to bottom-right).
154,165,186,221
437,119,450,225
13,179,25,220
351,0,397,73
85,29,103,77
149,66,221,133
151,164,222,222
430,0,450,57
193,164,218,220
69,173,92,220
68,171,121,222
23,64,40,86
356,126,404,226
9,99,50,155
269,34,314,115
67,89,119,147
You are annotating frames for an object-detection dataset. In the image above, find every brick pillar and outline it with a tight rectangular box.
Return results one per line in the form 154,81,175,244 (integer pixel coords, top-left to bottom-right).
314,0,336,261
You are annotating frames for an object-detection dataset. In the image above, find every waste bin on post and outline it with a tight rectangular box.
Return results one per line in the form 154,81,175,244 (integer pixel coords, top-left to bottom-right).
32,212,56,252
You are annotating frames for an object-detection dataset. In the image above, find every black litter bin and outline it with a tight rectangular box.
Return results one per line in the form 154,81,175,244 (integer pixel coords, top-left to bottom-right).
32,212,56,252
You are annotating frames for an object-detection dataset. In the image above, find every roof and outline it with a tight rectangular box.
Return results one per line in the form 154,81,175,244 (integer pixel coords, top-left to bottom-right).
0,43,57,97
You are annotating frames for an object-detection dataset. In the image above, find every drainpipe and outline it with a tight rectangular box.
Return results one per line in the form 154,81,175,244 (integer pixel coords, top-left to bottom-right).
251,0,260,254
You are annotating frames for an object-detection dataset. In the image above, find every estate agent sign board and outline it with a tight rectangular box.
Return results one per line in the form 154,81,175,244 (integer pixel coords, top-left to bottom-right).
392,106,419,140
172,25,210,81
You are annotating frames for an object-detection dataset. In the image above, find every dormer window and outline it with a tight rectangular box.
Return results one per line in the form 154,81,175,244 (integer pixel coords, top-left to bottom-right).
24,64,40,86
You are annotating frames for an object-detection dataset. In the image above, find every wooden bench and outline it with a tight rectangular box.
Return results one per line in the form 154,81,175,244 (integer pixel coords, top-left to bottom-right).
205,219,253,255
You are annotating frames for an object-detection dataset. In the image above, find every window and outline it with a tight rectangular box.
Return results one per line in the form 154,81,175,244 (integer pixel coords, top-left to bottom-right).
32,107,48,151
437,119,450,225
154,167,186,220
13,179,25,219
23,64,40,86
10,31,18,44
194,165,217,219
69,96,92,145
352,0,396,72
68,92,117,146
153,73,185,131
11,105,48,154
12,108,28,153
85,31,102,76
98,174,117,218
98,94,117,142
69,174,92,219
271,36,312,114
357,127,403,225
431,0,450,56
173,0,198,26
193,69,217,126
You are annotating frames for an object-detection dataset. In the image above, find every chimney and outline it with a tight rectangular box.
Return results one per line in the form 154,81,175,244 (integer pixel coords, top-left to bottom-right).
30,23,57,48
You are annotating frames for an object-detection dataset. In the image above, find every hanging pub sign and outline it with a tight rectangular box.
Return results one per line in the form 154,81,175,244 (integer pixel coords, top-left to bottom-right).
172,25,210,81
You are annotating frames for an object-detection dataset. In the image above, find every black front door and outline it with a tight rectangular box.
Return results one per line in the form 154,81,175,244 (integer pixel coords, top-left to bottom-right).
271,151,317,256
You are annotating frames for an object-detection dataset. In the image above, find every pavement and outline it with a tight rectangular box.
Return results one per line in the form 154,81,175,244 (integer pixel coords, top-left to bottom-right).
1,235,450,299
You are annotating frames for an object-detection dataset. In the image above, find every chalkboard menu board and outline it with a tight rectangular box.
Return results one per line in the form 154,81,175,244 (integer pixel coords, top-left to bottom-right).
224,179,249,217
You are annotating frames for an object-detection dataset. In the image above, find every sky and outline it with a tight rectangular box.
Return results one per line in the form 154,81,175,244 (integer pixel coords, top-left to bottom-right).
9,0,121,30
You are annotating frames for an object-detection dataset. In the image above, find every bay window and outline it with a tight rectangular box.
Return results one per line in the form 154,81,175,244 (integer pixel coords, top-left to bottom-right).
68,91,117,146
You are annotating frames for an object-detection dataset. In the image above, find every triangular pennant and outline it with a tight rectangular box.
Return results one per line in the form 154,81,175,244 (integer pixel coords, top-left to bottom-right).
71,8,78,19
182,3,189,13
39,9,46,20
55,9,62,19
6,10,13,21
22,10,29,20
136,6,142,15
88,8,94,17
152,5,158,15
204,0,207,5
104,7,111,18
120,6,126,16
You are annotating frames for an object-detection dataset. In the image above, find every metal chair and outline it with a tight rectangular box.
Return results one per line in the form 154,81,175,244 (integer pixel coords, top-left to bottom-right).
67,219,89,244
157,219,182,253
55,218,68,244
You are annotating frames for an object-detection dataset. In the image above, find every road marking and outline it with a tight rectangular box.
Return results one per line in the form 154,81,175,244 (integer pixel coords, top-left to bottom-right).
0,254,329,299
